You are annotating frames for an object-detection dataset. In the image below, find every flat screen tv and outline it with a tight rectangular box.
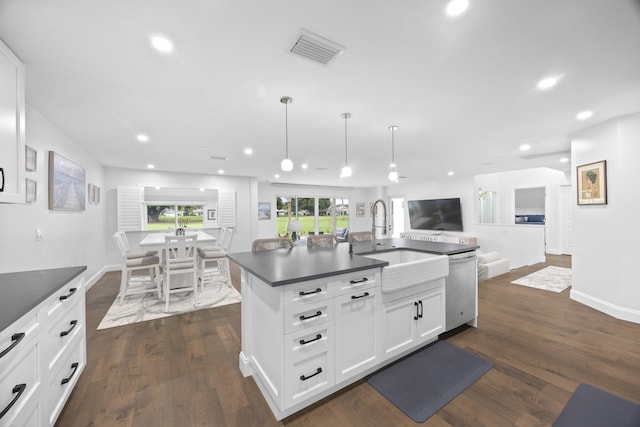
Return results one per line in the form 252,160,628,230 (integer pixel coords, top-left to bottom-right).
408,198,463,231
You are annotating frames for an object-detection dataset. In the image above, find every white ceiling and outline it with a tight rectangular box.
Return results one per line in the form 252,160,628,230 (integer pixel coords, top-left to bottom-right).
1,0,639,188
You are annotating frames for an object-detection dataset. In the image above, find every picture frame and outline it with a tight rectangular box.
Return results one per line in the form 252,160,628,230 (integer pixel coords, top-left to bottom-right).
207,209,217,220
25,178,36,203
356,202,365,217
88,183,95,204
577,160,607,205
25,145,37,171
258,202,271,220
48,151,86,211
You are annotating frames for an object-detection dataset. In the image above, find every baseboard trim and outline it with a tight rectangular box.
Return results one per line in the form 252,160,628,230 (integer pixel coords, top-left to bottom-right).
86,264,120,291
570,289,640,324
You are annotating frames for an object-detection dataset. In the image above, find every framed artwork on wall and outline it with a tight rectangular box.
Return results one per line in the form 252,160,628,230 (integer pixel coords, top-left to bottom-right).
48,151,86,211
25,178,36,203
577,160,607,205
356,202,365,217
207,209,217,220
258,202,271,220
25,146,37,171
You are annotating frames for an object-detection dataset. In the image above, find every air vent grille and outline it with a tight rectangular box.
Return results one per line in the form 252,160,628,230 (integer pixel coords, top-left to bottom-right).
521,149,570,160
290,29,345,65
209,155,227,161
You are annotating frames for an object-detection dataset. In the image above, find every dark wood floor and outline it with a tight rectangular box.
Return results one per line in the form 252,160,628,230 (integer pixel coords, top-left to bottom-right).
56,255,640,427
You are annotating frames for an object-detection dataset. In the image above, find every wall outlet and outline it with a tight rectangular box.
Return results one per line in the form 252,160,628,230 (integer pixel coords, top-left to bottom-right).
36,228,43,241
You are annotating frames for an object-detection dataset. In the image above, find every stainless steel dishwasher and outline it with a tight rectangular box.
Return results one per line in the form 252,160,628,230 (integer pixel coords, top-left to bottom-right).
445,250,477,331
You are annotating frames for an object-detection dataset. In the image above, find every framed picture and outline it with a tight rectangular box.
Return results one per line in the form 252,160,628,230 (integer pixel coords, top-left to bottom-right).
87,183,95,204
25,146,37,171
258,202,271,220
25,178,36,203
95,185,100,204
577,160,607,205
48,151,86,211
356,202,365,217
207,209,217,220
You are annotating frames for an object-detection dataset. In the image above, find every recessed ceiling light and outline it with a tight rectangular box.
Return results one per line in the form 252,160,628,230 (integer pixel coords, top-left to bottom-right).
537,76,561,90
136,134,149,142
155,186,161,190
244,148,253,155
274,174,280,178
301,163,308,170
446,0,469,16
448,171,455,176
519,144,531,151
576,110,593,120
199,188,205,191
150,35,174,53
147,164,155,169
218,169,224,174
560,158,569,163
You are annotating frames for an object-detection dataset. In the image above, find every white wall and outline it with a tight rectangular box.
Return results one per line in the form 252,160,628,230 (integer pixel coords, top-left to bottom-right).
0,106,107,286
570,112,640,324
103,169,257,265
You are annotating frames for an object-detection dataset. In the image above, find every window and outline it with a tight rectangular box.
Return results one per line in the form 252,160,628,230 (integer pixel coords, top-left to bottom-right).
146,203,204,230
276,196,348,237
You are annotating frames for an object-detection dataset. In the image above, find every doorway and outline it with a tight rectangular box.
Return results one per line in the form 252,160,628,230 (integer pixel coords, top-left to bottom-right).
390,197,405,238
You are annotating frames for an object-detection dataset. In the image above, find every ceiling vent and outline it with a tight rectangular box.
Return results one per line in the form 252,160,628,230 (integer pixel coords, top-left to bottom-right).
289,29,346,65
521,149,570,160
209,155,227,161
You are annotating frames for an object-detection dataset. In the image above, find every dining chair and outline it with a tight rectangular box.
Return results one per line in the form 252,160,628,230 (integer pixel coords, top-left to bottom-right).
113,230,158,258
113,231,161,305
197,228,233,291
252,237,294,252
162,234,198,312
307,233,339,248
348,231,373,244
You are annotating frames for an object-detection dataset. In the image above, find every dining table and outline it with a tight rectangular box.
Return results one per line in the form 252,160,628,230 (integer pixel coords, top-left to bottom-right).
139,229,217,248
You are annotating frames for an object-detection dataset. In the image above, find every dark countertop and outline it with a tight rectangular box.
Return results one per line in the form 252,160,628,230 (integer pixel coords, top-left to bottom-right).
0,266,87,332
352,238,479,256
228,238,478,287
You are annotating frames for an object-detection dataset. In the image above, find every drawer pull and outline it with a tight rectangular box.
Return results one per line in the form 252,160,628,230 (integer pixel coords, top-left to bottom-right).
0,333,25,359
299,311,322,321
351,292,370,300
299,288,322,296
59,287,77,301
414,301,419,320
300,367,322,381
0,383,26,420
418,300,424,319
299,334,322,346
60,320,79,337
349,277,368,284
61,362,79,385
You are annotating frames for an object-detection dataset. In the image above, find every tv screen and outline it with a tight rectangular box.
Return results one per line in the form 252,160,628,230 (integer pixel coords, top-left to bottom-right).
408,198,463,231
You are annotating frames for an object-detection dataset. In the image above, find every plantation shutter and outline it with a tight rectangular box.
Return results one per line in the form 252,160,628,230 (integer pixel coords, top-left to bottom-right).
218,191,236,228
117,186,144,231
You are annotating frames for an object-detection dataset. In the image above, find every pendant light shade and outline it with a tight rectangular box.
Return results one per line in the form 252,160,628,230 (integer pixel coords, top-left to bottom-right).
340,113,352,178
388,125,399,181
280,96,293,171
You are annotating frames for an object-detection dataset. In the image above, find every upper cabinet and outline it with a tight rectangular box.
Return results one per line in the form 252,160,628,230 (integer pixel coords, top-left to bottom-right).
0,39,26,204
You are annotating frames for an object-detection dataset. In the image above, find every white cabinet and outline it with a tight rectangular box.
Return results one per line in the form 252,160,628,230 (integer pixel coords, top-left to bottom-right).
0,39,26,204
333,274,378,383
379,283,445,361
0,272,85,427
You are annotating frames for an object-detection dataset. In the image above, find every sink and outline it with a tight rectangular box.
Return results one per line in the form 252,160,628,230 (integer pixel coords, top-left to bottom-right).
362,250,449,293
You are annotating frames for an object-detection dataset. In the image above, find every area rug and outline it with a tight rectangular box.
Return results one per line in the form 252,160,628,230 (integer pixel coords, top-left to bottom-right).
553,383,640,427
511,266,571,292
97,284,241,330
366,340,493,423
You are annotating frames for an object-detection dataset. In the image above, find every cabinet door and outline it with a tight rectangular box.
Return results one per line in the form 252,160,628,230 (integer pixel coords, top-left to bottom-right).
415,289,445,345
0,40,26,204
334,288,378,383
379,296,418,360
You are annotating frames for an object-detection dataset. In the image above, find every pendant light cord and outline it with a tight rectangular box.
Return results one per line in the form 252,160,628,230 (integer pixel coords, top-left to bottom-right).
391,126,395,170
285,101,289,158
344,114,348,165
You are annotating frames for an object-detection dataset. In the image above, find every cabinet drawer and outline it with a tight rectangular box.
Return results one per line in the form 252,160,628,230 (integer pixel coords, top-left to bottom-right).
45,297,84,374
0,338,41,427
45,276,84,323
285,323,333,364
284,303,333,335
46,338,85,426
331,270,378,297
0,311,41,380
283,280,332,309
285,350,334,408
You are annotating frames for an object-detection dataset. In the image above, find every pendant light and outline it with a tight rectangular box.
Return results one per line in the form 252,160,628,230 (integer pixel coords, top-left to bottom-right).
280,96,293,171
340,113,352,178
388,125,399,181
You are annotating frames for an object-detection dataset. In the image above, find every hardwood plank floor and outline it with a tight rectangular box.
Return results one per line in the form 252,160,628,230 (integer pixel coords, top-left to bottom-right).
56,255,640,426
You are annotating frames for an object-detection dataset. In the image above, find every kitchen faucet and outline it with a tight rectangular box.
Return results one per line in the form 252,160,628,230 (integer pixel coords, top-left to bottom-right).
371,198,387,249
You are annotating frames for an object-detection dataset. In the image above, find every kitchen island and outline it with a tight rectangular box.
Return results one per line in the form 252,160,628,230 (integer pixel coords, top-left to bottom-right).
228,239,478,420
